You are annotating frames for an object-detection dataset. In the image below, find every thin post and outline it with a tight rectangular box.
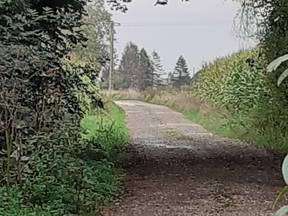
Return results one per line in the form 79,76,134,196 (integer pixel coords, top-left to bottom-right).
109,22,114,94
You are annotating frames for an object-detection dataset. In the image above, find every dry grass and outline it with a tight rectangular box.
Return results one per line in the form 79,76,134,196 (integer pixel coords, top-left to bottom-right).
105,88,227,122
104,89,142,100
105,88,247,143
141,87,222,117
140,87,237,139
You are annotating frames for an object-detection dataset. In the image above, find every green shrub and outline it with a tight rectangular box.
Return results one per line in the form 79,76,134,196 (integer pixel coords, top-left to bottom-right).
0,102,128,215
81,102,129,162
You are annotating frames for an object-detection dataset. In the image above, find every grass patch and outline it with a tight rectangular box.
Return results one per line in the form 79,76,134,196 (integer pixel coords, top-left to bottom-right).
0,101,129,216
81,101,129,162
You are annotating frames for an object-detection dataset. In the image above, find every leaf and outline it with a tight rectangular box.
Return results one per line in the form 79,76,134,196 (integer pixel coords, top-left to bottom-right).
12,120,26,129
275,206,288,216
278,69,288,87
282,155,288,185
273,186,288,209
21,156,30,162
267,54,288,72
1,15,13,25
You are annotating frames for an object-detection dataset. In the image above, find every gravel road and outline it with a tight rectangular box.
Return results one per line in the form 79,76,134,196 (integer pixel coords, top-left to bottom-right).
102,100,284,216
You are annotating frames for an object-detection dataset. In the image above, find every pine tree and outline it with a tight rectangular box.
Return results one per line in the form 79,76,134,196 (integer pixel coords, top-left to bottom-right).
151,51,165,87
138,48,154,90
116,42,139,89
170,55,191,88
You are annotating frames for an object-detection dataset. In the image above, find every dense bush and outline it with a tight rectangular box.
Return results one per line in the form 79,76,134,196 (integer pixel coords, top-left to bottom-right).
0,0,127,215
0,0,89,186
0,102,128,215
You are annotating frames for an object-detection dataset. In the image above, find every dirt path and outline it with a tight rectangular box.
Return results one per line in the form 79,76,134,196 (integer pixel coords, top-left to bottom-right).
102,100,284,216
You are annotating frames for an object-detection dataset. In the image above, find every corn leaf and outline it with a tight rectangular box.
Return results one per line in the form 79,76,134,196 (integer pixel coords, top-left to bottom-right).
273,186,288,209
275,206,288,216
282,155,288,185
278,69,288,86
267,54,288,72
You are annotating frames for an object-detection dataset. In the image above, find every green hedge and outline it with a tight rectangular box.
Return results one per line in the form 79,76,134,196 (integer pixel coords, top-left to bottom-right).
193,48,288,152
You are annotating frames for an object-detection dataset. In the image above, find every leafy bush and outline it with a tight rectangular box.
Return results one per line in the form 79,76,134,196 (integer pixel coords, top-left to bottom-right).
0,0,91,187
0,0,127,215
0,102,128,215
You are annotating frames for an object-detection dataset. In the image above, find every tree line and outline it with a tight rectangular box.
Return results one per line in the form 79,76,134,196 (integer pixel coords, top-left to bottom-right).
110,42,192,90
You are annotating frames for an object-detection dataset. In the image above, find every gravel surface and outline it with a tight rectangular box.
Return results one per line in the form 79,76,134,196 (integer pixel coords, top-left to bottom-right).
102,100,284,216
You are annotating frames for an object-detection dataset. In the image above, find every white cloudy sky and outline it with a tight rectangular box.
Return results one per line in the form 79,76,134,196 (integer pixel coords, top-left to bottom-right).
109,0,256,74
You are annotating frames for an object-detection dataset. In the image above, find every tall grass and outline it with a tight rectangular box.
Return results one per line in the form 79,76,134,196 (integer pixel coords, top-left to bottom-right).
81,101,129,162
104,89,141,100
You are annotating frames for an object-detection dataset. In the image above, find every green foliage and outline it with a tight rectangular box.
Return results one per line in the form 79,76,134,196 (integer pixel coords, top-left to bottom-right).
238,0,288,61
151,51,166,87
169,55,191,88
81,102,129,162
274,155,288,216
192,49,288,152
62,57,101,112
275,206,288,216
0,0,126,215
267,54,288,215
116,42,140,89
115,42,167,91
0,0,89,190
0,187,53,216
0,102,128,215
138,48,154,90
74,0,112,65
142,49,288,152
268,54,288,86
193,49,265,113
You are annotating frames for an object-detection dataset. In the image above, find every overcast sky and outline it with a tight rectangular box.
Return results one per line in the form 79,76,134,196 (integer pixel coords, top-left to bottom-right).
109,0,256,74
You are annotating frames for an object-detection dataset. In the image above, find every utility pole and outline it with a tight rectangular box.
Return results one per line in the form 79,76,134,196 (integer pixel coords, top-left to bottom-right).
109,21,114,94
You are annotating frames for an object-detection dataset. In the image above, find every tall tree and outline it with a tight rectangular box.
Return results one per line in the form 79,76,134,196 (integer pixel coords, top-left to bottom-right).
116,42,139,89
151,51,165,87
138,48,154,90
74,0,112,65
170,55,191,88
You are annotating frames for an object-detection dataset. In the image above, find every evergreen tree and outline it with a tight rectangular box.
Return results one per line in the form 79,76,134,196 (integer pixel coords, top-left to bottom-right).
138,48,154,90
116,42,139,89
170,55,191,88
151,51,165,87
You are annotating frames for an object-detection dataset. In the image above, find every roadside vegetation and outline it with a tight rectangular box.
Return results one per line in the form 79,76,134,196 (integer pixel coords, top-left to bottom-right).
0,101,128,215
138,48,288,153
0,0,129,215
113,0,288,155
115,46,288,153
